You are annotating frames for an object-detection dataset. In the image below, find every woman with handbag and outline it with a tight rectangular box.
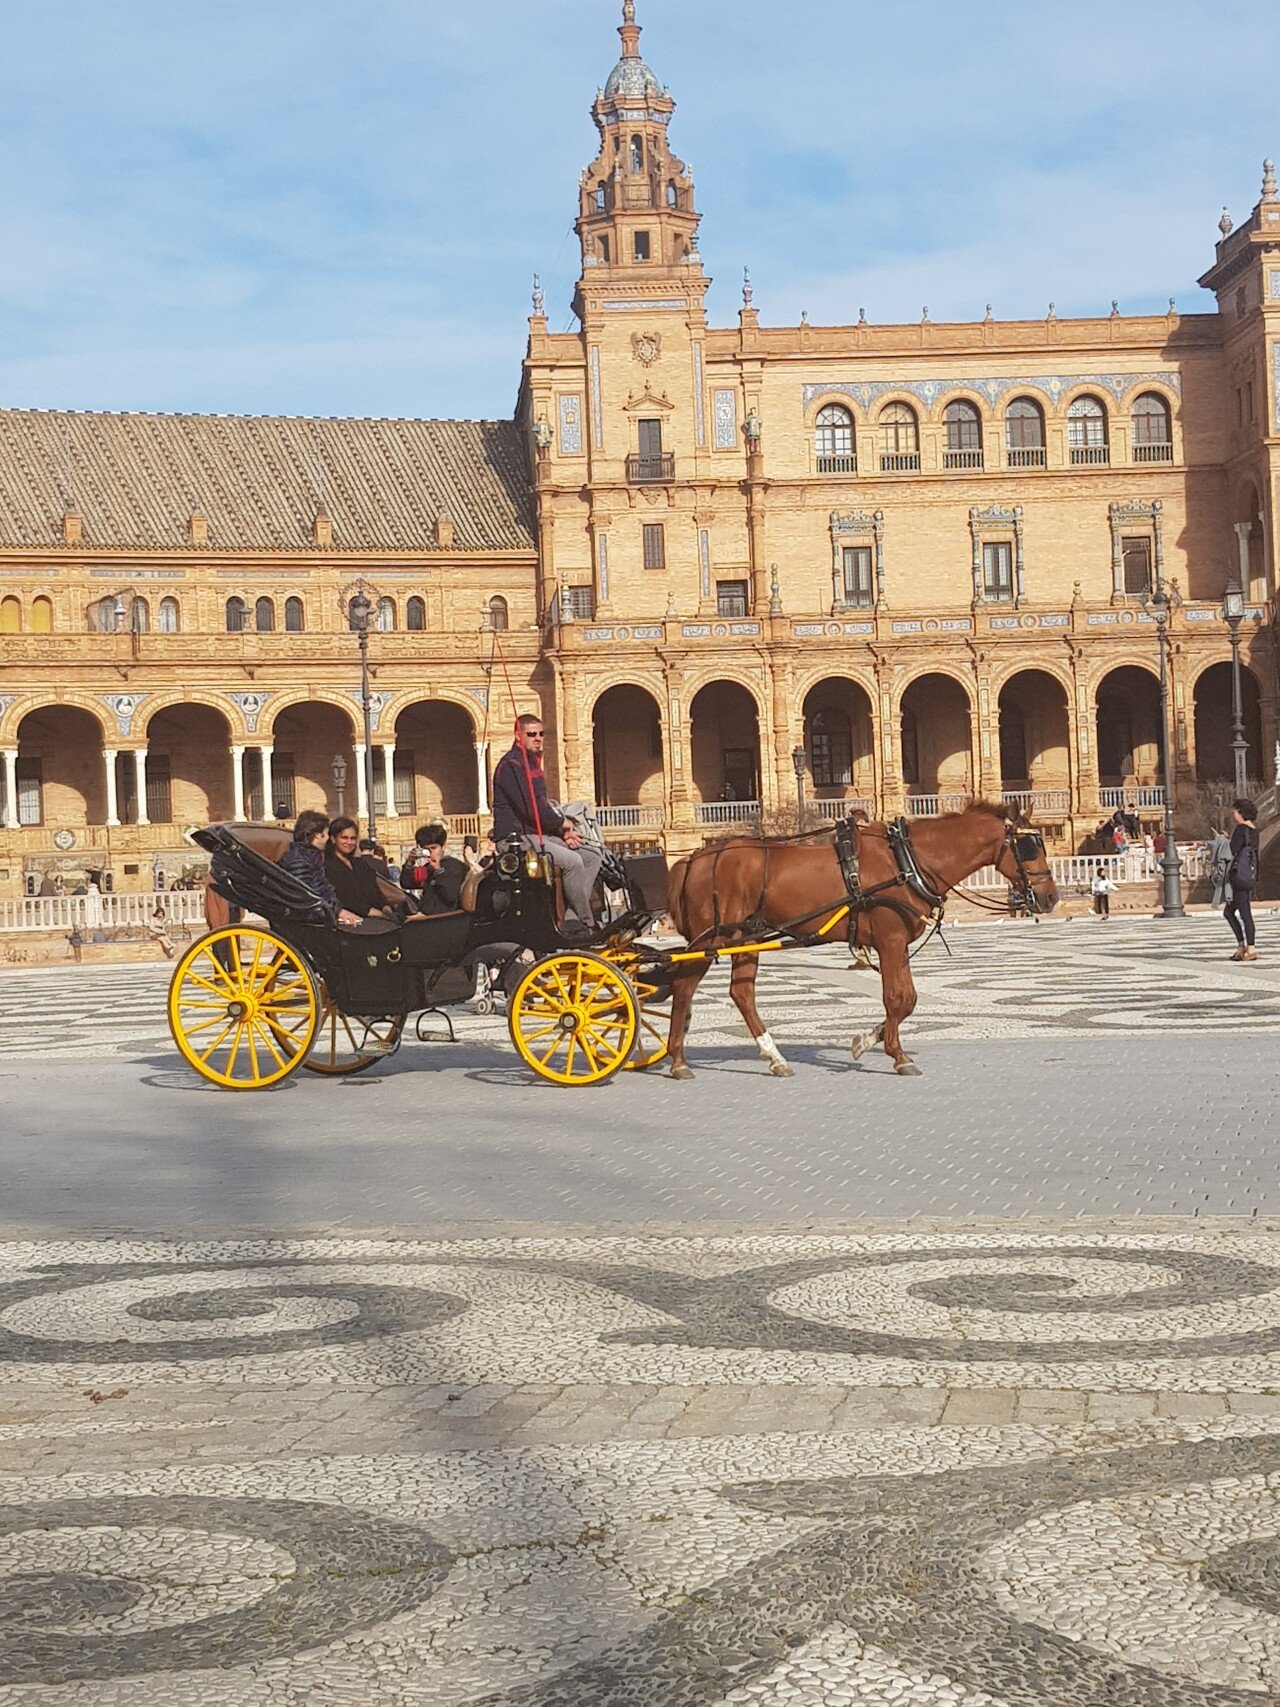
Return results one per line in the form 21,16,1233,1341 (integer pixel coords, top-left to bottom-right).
1224,798,1260,962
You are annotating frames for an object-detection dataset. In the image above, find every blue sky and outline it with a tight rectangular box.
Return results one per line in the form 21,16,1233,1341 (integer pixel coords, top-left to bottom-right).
0,0,1274,422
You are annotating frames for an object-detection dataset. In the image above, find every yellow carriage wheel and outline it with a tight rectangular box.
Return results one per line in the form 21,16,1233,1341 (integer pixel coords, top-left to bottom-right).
615,956,670,1072
508,952,639,1087
304,989,406,1076
168,926,318,1090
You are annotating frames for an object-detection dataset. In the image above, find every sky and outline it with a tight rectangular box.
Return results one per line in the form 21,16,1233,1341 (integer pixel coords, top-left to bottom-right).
0,0,1275,423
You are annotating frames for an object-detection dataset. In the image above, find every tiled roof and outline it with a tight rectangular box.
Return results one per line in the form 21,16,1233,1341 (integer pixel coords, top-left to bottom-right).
0,409,535,552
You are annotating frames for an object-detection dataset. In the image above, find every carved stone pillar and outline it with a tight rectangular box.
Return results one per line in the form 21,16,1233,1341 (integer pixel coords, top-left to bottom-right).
1,748,18,829
104,748,120,828
381,745,398,821
231,746,246,822
132,748,150,827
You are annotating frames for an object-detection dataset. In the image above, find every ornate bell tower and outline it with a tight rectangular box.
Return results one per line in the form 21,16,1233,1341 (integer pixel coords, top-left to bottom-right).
573,0,706,320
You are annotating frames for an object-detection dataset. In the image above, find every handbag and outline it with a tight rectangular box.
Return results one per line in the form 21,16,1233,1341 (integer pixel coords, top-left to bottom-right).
1229,836,1258,891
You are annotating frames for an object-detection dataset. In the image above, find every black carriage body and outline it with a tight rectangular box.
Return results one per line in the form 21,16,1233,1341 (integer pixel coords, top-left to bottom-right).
194,826,655,1022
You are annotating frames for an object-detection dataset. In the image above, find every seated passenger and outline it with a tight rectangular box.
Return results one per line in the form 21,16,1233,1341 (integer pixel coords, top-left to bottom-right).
324,817,394,920
407,824,468,915
280,810,363,927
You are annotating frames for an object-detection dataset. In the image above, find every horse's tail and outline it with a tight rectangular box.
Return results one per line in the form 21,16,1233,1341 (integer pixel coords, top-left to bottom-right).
666,856,692,937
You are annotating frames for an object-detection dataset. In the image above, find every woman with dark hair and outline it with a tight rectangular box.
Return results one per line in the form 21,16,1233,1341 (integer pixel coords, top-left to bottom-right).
1224,798,1260,962
279,810,363,927
325,817,393,920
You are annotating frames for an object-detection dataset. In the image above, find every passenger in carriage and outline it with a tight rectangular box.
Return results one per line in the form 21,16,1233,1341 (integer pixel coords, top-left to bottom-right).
405,824,468,916
279,810,364,928
324,818,396,921
492,715,601,935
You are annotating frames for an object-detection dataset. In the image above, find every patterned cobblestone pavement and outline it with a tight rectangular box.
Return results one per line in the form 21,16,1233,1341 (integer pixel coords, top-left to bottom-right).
4,1231,1280,1704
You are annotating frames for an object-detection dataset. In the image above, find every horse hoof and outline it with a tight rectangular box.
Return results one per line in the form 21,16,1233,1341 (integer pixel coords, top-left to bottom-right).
851,1037,870,1062
769,1061,795,1078
894,1061,923,1077
669,1065,695,1082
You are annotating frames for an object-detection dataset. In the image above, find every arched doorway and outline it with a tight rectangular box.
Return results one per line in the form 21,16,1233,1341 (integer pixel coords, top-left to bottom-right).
13,705,108,828
394,701,478,826
144,705,234,826
900,674,972,808
690,681,760,810
592,684,664,808
802,678,875,809
1236,481,1268,602
271,701,358,820
1095,666,1163,788
1193,661,1263,784
998,670,1071,805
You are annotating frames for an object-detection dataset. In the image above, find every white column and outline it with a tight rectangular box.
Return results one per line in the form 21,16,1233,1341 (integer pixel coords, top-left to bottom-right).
475,741,490,815
355,743,369,825
381,745,399,820
104,748,120,827
231,745,246,821
1,748,17,828
260,745,274,819
132,747,150,826
1236,521,1254,594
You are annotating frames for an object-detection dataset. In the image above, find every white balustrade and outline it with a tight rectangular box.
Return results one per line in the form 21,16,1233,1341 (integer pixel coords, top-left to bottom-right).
0,889,208,935
1099,785,1165,808
595,805,664,830
812,797,875,821
906,792,972,818
695,800,762,826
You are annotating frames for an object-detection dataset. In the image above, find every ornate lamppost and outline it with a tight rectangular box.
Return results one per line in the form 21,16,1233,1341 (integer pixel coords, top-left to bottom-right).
345,586,378,845
331,754,347,818
791,744,808,825
1221,579,1250,793
1140,581,1185,919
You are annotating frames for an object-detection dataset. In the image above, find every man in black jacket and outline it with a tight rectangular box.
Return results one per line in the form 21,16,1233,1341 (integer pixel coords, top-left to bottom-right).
492,715,601,928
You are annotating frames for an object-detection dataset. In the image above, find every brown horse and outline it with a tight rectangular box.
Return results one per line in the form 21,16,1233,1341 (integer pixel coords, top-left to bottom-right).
664,801,1057,1080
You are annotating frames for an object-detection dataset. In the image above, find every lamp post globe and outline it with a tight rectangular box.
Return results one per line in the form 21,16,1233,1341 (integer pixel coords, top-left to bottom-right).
1221,578,1249,794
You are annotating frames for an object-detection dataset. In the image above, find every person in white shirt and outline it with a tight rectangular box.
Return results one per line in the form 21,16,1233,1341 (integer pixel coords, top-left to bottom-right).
1090,870,1119,919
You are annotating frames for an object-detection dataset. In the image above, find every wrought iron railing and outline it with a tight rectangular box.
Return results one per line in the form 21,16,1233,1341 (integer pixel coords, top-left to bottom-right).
626,453,676,484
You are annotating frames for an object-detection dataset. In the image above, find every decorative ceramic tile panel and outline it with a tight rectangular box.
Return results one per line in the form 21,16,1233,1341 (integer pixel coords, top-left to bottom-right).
713,389,738,451
802,372,1182,411
558,395,583,456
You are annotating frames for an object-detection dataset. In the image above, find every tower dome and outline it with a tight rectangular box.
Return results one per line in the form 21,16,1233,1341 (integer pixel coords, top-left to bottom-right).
604,2,661,101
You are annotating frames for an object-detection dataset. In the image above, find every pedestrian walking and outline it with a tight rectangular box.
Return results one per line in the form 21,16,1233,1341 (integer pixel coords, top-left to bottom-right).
1207,824,1232,908
1091,869,1119,919
1223,798,1260,962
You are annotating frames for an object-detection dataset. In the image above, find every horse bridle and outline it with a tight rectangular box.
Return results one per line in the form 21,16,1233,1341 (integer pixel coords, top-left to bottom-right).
999,822,1050,913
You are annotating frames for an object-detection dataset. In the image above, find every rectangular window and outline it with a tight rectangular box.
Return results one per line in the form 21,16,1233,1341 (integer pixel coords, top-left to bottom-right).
633,230,651,262
637,418,663,458
1122,536,1152,596
243,749,264,822
982,541,1014,600
394,751,415,817
642,523,666,570
15,758,41,826
115,752,138,825
716,579,749,618
271,754,296,820
566,584,596,621
146,755,173,825
842,545,874,607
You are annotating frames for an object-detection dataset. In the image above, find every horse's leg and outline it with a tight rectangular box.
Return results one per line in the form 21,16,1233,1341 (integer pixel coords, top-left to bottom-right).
879,932,921,1076
666,963,708,1081
850,916,885,1060
729,954,794,1077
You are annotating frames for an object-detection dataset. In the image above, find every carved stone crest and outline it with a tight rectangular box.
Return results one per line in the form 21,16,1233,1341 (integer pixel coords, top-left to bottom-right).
631,331,662,367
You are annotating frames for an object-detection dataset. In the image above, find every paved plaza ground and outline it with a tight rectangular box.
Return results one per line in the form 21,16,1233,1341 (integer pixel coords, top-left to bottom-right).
2,913,1280,1704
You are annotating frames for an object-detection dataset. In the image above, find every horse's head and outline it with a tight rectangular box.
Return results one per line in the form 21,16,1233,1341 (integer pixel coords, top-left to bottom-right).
994,808,1058,915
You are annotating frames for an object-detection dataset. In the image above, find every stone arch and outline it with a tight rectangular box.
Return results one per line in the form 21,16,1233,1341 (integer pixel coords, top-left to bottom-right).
1,694,111,746
996,669,1071,797
140,690,244,739
801,676,876,803
689,679,761,806
682,668,767,719
380,687,482,741
802,391,868,427
13,702,109,828
269,700,360,821
392,697,480,824
1095,664,1163,787
592,683,665,809
899,671,974,799
1192,658,1264,784
929,385,991,425
261,692,360,741
144,701,235,825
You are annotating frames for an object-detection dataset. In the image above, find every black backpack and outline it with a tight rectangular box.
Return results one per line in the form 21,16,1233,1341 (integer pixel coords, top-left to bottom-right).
1231,833,1259,891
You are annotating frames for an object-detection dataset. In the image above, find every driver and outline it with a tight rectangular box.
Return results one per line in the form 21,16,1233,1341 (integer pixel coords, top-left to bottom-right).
491,714,601,935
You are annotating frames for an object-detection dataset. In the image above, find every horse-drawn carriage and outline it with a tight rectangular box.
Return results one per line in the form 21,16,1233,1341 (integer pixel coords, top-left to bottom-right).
168,823,674,1090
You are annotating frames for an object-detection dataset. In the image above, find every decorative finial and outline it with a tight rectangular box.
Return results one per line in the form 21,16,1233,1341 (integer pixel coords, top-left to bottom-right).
769,563,782,615
622,0,635,21
531,273,545,316
1169,297,1177,313
800,308,809,326
857,307,867,325
1110,299,1119,317
984,303,993,321
1072,579,1083,605
921,306,930,323
665,587,677,618
1047,301,1056,317
742,267,753,308
1263,158,1278,202
1219,207,1233,237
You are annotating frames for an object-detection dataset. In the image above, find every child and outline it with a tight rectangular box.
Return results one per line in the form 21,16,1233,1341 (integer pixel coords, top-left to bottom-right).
1091,869,1119,919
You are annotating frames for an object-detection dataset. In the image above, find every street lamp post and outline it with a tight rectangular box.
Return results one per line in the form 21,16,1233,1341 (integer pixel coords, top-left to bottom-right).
791,744,808,826
1221,578,1249,793
331,754,347,818
1141,582,1185,919
347,587,378,846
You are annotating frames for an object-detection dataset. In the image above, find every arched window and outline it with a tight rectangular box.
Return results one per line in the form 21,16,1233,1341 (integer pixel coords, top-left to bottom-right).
158,597,180,633
1067,395,1109,464
488,595,509,632
815,404,856,474
31,596,53,634
1005,398,1045,466
878,402,919,471
406,596,426,632
630,134,644,174
376,597,396,632
1132,392,1172,462
95,596,120,633
0,595,20,633
284,596,304,632
808,709,853,789
226,596,248,633
130,597,149,634
666,181,678,208
254,597,275,633
943,400,983,468
595,184,607,211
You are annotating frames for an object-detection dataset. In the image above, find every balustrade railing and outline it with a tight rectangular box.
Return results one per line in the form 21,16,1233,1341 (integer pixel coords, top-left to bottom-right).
1069,444,1110,466
1006,446,1046,468
1099,786,1165,808
812,797,876,821
0,890,208,934
595,805,665,830
1132,442,1173,464
906,792,972,818
1002,788,1072,815
965,846,1210,894
943,448,984,470
880,452,920,473
816,454,857,475
695,800,762,826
